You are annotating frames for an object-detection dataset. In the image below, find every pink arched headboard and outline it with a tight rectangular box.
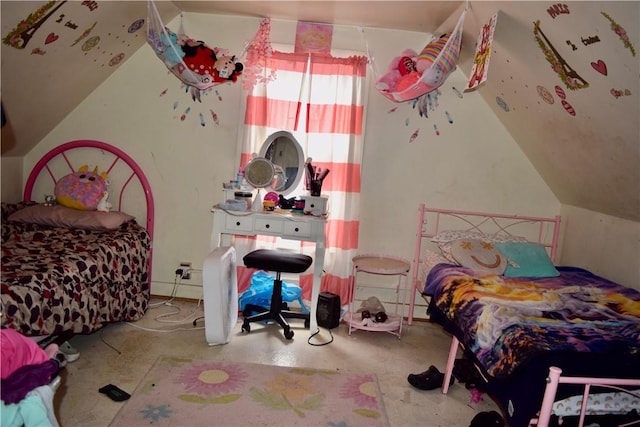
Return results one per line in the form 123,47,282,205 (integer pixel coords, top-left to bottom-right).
23,139,155,284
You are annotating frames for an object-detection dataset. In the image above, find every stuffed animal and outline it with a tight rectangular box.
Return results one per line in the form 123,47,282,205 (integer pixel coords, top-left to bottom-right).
181,39,218,77
213,54,243,83
398,55,417,76
159,28,185,66
44,195,56,207
375,49,418,92
96,191,112,212
54,165,108,211
181,40,243,85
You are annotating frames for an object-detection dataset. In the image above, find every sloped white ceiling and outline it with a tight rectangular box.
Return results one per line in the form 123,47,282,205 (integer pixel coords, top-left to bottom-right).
0,0,179,155
1,1,638,221
456,2,639,221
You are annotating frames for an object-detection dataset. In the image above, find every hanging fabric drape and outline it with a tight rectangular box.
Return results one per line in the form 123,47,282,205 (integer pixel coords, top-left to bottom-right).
236,49,368,306
374,7,467,102
145,0,244,98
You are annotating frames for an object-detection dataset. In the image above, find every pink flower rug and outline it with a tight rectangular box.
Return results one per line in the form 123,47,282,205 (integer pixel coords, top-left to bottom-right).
109,356,389,426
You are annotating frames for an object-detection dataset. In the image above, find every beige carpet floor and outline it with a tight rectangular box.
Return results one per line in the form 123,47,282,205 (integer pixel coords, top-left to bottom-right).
54,298,500,426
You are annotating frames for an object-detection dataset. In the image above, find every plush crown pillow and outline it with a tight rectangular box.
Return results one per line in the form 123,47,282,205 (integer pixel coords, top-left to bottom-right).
450,238,507,275
8,204,133,231
54,165,108,211
495,242,560,278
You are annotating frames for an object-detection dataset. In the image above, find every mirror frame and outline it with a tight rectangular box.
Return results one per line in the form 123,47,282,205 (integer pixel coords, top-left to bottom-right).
243,156,275,189
259,131,304,196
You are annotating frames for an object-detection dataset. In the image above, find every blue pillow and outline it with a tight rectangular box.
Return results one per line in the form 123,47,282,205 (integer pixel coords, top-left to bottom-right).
495,242,560,278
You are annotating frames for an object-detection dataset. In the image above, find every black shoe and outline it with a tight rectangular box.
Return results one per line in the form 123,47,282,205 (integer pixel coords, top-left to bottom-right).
454,358,487,391
453,357,476,382
469,410,505,427
407,365,455,391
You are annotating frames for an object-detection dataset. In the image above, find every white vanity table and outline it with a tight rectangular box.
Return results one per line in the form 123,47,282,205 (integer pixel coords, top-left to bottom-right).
209,206,327,334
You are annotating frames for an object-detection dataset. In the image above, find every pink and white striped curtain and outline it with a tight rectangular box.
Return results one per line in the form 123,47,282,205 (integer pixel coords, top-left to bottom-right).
237,50,368,306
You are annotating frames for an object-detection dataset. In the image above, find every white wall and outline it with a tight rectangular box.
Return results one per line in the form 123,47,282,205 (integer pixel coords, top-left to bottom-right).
13,13,565,301
1,156,22,202
560,205,640,290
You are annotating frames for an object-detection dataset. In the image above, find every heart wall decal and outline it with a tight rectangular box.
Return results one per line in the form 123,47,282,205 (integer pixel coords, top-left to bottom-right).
45,33,58,44
591,59,607,76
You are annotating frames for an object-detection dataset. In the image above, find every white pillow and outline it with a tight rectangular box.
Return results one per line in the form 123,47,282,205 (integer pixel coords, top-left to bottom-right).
419,250,451,286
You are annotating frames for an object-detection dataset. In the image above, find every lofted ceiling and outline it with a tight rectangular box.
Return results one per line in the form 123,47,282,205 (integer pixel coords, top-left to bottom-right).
1,1,638,221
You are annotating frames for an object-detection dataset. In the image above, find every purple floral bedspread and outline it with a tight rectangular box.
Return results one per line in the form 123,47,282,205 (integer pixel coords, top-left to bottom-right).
1,203,151,336
425,264,640,379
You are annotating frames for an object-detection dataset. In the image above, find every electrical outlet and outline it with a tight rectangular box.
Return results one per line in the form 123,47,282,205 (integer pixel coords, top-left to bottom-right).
179,262,192,280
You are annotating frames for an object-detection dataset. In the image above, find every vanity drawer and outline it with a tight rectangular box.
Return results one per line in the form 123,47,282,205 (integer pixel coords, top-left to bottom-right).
254,218,283,234
225,215,254,232
283,221,311,238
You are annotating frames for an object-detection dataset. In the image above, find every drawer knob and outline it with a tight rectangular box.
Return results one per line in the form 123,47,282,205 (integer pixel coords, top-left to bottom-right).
236,221,241,226
265,224,270,229
294,227,299,232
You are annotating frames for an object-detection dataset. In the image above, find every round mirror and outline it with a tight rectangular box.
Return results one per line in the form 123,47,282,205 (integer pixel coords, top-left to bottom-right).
244,156,275,189
259,131,304,196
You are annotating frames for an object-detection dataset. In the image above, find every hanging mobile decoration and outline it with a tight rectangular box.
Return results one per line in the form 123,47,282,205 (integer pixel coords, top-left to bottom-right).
409,129,420,143
210,110,220,126
180,106,191,121
242,18,277,91
445,111,453,124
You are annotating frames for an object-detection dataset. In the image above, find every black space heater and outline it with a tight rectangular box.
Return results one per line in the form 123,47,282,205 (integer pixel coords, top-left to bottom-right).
316,292,341,329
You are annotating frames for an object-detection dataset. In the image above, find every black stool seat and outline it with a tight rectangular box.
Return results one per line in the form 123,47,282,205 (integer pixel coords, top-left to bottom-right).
241,249,312,340
243,249,312,273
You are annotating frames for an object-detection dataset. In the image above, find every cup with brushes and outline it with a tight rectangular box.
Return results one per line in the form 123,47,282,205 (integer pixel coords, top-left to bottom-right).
304,158,330,197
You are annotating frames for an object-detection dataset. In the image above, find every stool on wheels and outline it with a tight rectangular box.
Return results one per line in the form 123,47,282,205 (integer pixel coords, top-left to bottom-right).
242,249,312,339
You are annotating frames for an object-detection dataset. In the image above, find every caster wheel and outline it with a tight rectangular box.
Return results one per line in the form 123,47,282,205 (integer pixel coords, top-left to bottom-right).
242,322,251,333
304,318,310,329
284,328,294,339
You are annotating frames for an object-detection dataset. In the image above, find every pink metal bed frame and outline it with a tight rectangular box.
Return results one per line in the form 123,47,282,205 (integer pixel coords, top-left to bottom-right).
534,367,640,427
410,203,640,427
409,202,561,325
22,139,155,285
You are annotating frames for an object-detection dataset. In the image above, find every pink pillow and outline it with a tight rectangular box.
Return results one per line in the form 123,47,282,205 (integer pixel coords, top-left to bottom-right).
9,204,133,231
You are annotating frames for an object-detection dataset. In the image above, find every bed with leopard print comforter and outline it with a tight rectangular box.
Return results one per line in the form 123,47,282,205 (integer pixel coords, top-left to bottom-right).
1,203,151,336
